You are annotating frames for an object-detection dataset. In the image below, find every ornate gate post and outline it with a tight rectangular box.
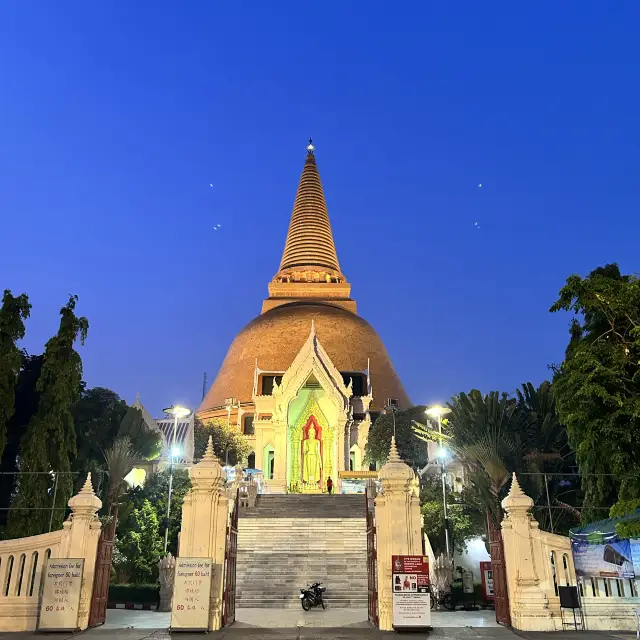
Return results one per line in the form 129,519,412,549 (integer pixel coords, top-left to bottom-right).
501,473,553,631
63,474,102,629
374,438,423,631
179,436,229,631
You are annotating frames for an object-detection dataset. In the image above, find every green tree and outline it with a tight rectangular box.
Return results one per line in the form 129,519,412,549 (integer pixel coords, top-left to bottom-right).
118,406,162,459
104,437,137,522
113,499,163,583
365,406,429,470
0,353,43,531
420,474,485,556
193,417,250,466
118,468,191,556
440,384,579,533
73,391,161,499
7,296,88,537
443,390,518,526
0,290,31,462
550,264,640,523
73,387,128,495
610,499,640,540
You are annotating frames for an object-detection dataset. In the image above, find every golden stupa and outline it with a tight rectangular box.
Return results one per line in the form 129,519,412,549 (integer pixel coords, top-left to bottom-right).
198,141,409,492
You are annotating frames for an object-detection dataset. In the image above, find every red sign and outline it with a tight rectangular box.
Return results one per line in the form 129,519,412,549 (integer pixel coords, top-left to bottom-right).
480,561,494,601
392,556,429,585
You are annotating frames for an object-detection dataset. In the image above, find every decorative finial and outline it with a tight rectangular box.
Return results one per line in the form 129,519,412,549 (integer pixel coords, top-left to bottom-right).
203,435,216,461
306,137,315,154
80,473,95,495
508,472,524,496
388,436,402,463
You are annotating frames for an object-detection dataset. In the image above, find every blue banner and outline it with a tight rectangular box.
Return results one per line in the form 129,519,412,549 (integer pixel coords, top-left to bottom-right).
571,538,635,579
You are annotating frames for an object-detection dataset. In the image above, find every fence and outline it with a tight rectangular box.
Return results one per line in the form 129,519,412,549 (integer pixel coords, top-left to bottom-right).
0,471,107,533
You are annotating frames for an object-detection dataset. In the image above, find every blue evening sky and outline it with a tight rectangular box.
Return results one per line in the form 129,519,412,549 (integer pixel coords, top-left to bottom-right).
1,2,638,416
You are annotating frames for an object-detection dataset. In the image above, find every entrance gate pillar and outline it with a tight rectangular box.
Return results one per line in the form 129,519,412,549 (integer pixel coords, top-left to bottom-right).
179,436,229,631
374,437,423,631
501,473,553,631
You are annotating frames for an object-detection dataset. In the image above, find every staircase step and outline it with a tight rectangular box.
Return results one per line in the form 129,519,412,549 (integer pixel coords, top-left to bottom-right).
235,494,369,609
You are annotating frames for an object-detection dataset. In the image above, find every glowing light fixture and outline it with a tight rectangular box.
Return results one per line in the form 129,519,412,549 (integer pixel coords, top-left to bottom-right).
426,405,451,418
163,404,191,419
162,403,191,553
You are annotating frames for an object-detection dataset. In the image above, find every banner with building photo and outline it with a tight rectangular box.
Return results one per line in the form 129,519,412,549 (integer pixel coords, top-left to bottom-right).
570,511,640,580
630,539,640,577
571,538,635,579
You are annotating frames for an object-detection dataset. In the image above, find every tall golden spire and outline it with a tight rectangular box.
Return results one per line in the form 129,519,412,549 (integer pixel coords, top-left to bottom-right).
278,139,342,274
262,141,356,314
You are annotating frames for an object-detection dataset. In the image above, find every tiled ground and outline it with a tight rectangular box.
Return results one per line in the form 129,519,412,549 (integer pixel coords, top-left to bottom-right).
235,607,502,628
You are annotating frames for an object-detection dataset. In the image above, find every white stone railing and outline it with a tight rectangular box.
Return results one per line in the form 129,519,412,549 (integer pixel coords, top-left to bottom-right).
502,473,640,632
0,474,102,632
0,530,64,631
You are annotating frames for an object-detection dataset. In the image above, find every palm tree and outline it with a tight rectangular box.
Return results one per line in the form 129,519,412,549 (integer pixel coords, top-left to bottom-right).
103,436,138,529
514,381,580,532
445,390,520,525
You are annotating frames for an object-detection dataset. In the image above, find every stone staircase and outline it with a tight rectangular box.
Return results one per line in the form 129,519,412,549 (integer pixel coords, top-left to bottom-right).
236,495,368,609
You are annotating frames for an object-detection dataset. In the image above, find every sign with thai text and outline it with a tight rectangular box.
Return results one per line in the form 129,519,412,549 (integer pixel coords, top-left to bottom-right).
171,558,213,631
392,555,431,627
480,561,494,601
38,558,84,631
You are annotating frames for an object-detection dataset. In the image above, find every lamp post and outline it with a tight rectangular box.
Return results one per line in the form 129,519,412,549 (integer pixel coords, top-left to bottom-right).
426,405,452,559
162,404,191,553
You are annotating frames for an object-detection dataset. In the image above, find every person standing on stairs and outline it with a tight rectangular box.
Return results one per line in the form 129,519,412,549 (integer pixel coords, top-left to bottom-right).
327,476,333,494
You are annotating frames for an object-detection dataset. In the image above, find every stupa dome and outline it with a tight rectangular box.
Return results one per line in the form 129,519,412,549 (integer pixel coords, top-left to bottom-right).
199,301,409,413
198,142,410,419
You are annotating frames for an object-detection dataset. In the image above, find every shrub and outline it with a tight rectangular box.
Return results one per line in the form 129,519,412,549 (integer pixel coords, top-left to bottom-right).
108,583,159,604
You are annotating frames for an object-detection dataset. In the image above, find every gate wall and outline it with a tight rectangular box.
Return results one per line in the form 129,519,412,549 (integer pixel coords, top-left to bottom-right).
0,475,101,632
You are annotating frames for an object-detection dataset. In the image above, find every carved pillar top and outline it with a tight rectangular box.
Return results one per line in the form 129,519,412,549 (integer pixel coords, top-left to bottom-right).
378,437,414,491
191,436,225,489
67,473,102,518
501,473,534,518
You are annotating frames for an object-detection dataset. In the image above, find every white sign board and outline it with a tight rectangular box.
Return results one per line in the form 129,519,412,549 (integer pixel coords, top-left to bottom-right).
38,558,84,631
171,557,213,631
392,555,431,628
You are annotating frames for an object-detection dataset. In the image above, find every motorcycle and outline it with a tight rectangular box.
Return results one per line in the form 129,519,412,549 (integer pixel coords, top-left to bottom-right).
299,582,326,610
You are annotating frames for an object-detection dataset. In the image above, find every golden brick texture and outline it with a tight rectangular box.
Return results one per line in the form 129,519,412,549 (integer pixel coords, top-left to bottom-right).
199,302,410,413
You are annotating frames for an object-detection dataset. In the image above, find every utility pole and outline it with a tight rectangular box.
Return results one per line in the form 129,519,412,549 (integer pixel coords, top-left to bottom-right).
201,372,208,402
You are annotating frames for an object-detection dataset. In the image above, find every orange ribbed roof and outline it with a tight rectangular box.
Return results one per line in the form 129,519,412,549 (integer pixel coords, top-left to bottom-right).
278,144,342,273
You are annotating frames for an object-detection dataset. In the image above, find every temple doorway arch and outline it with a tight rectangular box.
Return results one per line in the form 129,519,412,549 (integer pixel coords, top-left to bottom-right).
247,451,256,469
350,444,362,471
263,445,275,480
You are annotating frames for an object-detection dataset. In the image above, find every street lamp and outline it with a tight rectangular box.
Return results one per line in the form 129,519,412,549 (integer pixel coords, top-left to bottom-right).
426,405,452,559
162,404,191,553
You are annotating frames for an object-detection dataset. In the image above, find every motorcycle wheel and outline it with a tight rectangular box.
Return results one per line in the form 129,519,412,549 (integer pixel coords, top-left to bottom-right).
430,594,436,610
301,597,312,611
443,593,454,611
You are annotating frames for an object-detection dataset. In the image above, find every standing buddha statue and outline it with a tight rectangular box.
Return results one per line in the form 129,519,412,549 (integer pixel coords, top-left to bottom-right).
302,426,322,487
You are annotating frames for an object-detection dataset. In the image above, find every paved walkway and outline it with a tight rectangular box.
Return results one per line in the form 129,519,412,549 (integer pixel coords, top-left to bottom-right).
2,608,636,640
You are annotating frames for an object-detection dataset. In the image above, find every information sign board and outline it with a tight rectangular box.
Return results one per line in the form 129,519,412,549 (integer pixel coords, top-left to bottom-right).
38,558,84,631
171,558,213,631
392,555,431,627
462,569,474,594
480,561,494,601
